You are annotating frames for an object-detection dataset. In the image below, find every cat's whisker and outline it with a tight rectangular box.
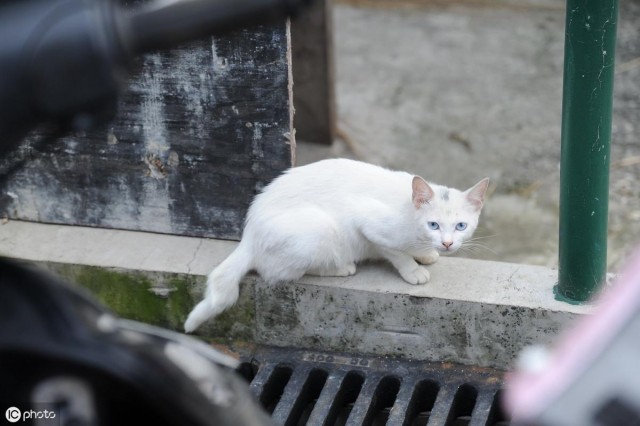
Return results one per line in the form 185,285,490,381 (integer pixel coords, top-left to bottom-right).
458,245,480,255
463,241,494,249
465,234,497,242
460,241,497,255
458,248,486,258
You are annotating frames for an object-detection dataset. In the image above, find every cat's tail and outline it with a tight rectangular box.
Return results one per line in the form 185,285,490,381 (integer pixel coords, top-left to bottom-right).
184,242,253,333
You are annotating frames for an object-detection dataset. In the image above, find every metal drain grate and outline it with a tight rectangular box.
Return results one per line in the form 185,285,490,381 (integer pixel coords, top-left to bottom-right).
236,347,509,426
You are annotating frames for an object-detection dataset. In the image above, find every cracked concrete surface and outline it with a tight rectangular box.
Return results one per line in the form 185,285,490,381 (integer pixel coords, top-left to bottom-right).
0,220,235,276
186,238,205,276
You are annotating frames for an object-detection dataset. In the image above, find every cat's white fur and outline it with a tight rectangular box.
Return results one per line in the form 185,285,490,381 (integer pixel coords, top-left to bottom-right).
184,159,489,332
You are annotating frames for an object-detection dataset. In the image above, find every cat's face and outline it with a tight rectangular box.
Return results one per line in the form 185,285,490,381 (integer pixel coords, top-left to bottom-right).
412,177,489,254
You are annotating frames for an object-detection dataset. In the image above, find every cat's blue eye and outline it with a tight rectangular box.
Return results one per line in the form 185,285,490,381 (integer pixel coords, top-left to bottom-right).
456,222,467,231
428,222,439,230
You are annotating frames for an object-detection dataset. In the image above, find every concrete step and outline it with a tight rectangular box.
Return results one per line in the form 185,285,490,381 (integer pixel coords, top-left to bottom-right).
0,220,591,369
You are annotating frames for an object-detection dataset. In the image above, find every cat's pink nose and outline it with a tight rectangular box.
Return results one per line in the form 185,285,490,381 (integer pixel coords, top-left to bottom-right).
442,241,453,249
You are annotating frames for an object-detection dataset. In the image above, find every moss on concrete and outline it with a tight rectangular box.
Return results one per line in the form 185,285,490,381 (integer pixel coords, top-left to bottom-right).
41,263,256,340
45,264,194,330
196,276,256,341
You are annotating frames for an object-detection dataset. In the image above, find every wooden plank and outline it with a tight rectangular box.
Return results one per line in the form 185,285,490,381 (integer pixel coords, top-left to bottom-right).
0,23,294,240
291,0,336,145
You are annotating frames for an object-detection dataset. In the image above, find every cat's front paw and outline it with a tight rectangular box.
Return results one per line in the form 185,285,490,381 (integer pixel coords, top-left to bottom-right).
346,263,358,276
400,265,430,285
307,263,357,277
416,250,439,265
335,263,357,277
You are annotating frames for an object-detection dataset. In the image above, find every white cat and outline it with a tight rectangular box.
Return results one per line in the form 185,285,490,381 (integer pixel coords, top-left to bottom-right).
184,159,489,332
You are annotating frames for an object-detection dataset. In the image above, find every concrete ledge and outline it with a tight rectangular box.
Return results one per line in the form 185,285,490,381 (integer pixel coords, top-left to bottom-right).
0,220,592,369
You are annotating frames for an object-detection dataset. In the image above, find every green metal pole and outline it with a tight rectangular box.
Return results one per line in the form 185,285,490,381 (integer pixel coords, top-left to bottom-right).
556,0,618,303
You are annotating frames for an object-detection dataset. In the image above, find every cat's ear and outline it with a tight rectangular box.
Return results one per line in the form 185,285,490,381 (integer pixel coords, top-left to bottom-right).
412,176,434,208
465,178,490,211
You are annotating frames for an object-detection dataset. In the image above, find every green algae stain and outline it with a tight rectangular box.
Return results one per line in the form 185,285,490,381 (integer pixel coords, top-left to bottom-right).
48,264,196,331
195,277,256,341
44,263,255,340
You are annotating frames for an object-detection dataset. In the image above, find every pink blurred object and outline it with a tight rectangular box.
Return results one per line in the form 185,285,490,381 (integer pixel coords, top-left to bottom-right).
505,248,640,426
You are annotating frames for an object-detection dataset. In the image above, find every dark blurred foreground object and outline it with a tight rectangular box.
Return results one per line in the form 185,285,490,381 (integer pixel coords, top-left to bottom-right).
0,1,303,424
0,0,311,159
505,249,640,426
0,259,274,426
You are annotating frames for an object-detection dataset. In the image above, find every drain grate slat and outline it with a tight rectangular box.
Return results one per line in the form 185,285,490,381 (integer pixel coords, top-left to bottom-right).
385,377,419,425
388,378,440,425
291,368,329,425
270,366,330,426
306,371,352,425
346,375,402,426
271,366,313,424
251,363,294,413
249,363,278,400
426,387,458,426
483,390,509,426
309,370,366,425
268,367,302,424
468,389,498,426
238,346,508,426
369,376,402,425
445,384,478,426
344,375,383,426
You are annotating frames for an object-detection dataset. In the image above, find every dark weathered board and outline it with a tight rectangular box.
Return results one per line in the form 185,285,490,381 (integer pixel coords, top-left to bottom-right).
0,24,294,240
291,0,336,145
